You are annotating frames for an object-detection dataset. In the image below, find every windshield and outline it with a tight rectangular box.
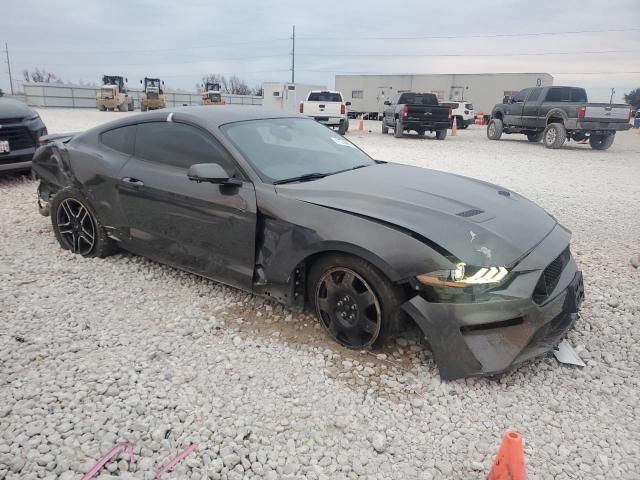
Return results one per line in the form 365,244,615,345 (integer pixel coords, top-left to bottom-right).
222,118,375,184
308,92,342,102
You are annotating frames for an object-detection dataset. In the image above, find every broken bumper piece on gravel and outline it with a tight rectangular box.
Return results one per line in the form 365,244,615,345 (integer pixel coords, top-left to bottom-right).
403,226,584,380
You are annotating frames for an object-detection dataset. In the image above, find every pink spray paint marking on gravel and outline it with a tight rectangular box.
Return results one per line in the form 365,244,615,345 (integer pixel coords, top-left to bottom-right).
155,443,199,479
81,442,136,480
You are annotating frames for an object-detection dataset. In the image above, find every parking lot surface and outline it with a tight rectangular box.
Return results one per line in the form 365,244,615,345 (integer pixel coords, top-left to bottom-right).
1,109,639,479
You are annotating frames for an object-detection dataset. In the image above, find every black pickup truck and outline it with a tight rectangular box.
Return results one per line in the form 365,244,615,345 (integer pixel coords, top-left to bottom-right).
382,92,451,139
488,86,631,150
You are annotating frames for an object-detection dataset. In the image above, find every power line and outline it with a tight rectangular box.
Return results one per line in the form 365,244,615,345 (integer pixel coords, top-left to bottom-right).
3,43,14,95
297,27,640,41
295,49,640,58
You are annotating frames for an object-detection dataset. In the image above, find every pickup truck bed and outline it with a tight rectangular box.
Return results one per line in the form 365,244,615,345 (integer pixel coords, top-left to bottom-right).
489,86,631,150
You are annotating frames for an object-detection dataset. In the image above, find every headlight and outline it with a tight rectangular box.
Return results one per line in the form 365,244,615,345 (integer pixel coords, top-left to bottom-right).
416,263,508,288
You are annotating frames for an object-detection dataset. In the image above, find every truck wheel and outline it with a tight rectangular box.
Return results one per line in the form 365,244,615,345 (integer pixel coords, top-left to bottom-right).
487,119,503,140
140,102,147,112
542,123,566,149
98,105,106,112
527,132,544,142
120,102,128,112
393,120,404,138
435,129,447,140
338,120,349,136
589,132,615,150
381,122,389,134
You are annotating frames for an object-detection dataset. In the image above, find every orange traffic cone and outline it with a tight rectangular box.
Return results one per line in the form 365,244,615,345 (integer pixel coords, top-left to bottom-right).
451,116,458,136
487,431,527,480
358,114,364,131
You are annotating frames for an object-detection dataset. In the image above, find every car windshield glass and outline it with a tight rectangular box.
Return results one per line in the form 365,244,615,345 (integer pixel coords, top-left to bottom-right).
307,92,342,102
222,118,375,184
399,93,437,105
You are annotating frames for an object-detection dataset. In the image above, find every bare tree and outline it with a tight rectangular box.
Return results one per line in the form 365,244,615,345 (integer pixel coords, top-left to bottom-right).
228,76,252,95
252,85,264,96
201,74,229,93
23,68,63,83
0,87,4,97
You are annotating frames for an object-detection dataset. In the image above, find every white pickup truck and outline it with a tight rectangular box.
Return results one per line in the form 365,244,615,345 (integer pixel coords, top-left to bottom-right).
299,90,350,135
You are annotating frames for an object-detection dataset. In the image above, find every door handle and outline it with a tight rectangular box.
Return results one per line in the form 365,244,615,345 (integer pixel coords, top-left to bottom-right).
122,177,144,187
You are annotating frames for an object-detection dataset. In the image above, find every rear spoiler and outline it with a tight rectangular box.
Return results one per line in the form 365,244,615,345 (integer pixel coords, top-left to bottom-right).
38,132,79,146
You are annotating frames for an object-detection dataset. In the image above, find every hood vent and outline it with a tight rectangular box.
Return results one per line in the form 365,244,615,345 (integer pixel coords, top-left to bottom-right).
456,208,484,218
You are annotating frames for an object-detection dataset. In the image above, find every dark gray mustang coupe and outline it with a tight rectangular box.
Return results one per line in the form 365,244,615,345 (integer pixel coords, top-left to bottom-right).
33,106,584,379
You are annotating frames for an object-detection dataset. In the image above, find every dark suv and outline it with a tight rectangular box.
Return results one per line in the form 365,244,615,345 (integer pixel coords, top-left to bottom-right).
0,98,48,172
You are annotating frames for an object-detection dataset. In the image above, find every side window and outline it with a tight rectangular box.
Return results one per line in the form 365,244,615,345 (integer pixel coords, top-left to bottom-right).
570,88,587,102
512,89,529,103
526,88,541,102
135,122,237,175
101,125,136,155
544,87,571,102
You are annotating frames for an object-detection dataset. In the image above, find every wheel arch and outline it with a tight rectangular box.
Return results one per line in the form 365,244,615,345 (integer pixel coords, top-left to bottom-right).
546,109,567,125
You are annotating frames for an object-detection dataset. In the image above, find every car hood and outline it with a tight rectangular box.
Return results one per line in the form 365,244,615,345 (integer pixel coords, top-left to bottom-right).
275,163,558,267
0,98,36,119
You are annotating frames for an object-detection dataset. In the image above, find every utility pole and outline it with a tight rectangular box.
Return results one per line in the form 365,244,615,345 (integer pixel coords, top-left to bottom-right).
4,42,14,95
609,87,615,104
291,25,295,84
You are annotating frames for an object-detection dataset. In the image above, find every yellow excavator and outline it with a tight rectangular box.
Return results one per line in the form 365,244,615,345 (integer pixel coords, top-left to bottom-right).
201,82,225,106
139,77,166,111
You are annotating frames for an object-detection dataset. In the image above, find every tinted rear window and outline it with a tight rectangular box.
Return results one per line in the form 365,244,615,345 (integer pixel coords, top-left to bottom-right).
307,92,342,102
399,93,438,105
101,125,136,155
465,103,473,110
544,87,586,102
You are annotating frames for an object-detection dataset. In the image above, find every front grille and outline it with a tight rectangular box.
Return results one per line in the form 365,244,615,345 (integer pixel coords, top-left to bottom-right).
0,117,25,125
0,126,35,150
533,247,571,304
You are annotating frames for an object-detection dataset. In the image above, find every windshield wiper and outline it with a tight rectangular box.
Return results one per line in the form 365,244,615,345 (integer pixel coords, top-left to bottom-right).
273,172,329,185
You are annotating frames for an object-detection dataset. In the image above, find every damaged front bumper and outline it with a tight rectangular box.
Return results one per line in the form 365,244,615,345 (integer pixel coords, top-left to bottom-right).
403,225,585,380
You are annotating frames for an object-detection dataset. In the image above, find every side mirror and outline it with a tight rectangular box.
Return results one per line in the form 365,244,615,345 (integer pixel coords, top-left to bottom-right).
383,100,391,106
187,163,241,186
345,101,351,106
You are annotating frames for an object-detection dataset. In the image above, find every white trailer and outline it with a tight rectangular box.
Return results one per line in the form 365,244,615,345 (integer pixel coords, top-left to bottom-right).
336,73,553,120
262,82,326,113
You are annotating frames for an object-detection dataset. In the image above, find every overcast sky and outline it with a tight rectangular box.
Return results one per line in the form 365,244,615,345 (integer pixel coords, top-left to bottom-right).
1,0,639,102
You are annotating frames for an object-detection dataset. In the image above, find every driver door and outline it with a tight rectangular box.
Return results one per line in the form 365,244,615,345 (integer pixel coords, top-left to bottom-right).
116,121,257,290
504,89,529,126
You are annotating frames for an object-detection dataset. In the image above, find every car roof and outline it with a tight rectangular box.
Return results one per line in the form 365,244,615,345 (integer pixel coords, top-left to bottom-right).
92,105,305,133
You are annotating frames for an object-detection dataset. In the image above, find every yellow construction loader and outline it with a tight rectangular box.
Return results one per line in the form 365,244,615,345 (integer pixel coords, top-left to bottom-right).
96,75,134,112
201,82,225,106
139,77,166,111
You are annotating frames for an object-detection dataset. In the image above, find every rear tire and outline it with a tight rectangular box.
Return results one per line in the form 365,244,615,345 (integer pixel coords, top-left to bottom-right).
589,132,615,150
487,118,503,140
51,187,116,258
338,120,349,136
98,105,106,112
308,254,405,349
435,129,447,140
527,132,544,142
542,123,566,149
381,123,389,134
393,120,404,138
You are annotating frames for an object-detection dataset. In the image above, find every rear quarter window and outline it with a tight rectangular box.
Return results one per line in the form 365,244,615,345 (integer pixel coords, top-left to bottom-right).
100,125,136,155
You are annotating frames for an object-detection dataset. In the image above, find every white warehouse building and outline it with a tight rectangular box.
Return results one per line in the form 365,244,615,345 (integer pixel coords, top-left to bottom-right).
335,73,553,119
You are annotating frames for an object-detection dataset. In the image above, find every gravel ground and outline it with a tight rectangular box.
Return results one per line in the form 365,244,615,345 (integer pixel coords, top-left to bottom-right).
1,109,639,479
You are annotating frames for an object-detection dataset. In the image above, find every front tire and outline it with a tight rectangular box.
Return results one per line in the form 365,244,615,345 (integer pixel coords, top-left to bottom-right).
308,254,404,349
487,118,503,140
51,187,116,258
542,123,566,149
589,132,615,150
